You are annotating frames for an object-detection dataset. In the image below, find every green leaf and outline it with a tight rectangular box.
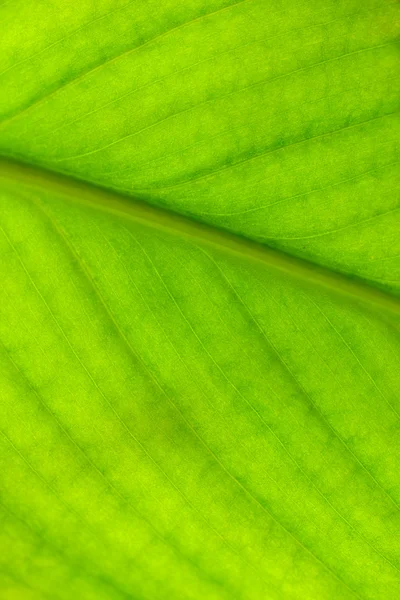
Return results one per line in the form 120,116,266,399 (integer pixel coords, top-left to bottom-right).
0,1,399,599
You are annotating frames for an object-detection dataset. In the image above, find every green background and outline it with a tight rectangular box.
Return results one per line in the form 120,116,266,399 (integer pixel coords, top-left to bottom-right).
0,1,399,598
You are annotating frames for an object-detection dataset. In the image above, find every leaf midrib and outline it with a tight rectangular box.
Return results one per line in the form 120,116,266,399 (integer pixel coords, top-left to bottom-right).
1,155,399,318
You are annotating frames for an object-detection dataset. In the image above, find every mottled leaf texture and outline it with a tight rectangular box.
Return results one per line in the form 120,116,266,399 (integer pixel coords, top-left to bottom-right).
0,1,399,599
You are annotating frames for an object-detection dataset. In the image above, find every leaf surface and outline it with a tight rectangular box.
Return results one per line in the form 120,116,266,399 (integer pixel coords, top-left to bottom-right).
0,1,399,599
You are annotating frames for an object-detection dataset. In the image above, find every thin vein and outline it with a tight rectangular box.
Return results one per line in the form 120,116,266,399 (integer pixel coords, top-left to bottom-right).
128,111,397,193
94,224,283,589
0,219,234,593
28,197,269,596
202,250,400,571
259,281,400,512
306,295,400,420
124,233,361,597
18,194,360,594
191,251,400,511
97,75,396,181
0,354,106,546
196,161,399,217
28,4,384,150
0,0,140,78
53,41,395,163
271,205,399,241
0,0,250,129
0,498,130,600
0,342,223,596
